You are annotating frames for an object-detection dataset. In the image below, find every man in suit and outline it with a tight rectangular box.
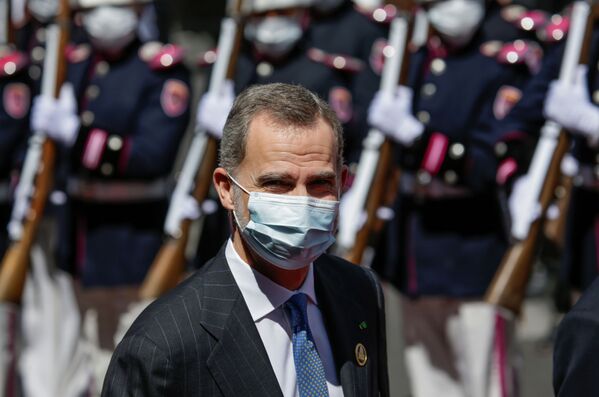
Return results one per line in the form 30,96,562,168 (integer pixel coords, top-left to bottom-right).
102,82,389,396
553,276,599,396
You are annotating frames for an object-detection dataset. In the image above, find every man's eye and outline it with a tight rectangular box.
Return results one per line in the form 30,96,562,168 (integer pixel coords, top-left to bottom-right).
262,180,292,191
265,180,286,187
312,179,333,187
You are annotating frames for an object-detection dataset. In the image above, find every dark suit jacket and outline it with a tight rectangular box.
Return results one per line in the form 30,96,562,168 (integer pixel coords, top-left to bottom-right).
102,245,389,396
553,276,599,396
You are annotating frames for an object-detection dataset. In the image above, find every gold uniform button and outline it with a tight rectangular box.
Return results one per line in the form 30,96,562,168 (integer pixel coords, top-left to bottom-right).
444,170,458,185
36,28,46,43
431,58,446,75
256,62,273,77
495,142,508,157
29,65,42,80
422,83,437,97
101,163,114,176
31,46,45,63
333,56,346,69
355,343,368,367
81,111,95,126
417,110,430,124
95,61,110,76
160,54,174,67
86,85,100,100
449,143,465,159
417,170,432,185
108,136,123,151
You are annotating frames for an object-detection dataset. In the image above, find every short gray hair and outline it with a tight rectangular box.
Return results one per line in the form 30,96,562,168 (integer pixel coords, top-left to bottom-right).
219,83,344,174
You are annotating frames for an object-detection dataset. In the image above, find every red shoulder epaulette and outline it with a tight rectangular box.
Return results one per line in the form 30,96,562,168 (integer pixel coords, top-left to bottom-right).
139,41,184,71
307,48,364,73
65,43,91,63
537,14,569,43
354,4,397,24
501,4,569,44
501,5,548,33
197,48,218,68
0,49,29,77
480,39,543,74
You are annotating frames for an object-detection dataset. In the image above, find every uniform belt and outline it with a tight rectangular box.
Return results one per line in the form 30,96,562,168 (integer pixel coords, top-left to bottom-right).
0,182,10,203
575,165,599,191
400,173,473,199
68,178,170,202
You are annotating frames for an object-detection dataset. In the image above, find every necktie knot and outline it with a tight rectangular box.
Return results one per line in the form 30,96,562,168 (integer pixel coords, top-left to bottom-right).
285,293,309,333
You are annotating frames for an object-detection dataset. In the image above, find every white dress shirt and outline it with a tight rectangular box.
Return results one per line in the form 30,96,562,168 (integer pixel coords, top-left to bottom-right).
226,239,344,397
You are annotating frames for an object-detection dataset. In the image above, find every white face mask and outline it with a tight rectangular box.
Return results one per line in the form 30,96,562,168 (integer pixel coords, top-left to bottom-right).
28,0,58,22
427,0,485,48
82,6,138,52
230,175,339,270
244,15,303,58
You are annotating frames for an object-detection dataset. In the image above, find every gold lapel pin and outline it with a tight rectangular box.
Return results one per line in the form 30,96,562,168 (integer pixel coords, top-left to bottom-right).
355,343,367,367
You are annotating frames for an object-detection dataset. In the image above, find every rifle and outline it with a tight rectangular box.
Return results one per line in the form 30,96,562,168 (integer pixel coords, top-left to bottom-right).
336,1,417,265
0,0,8,47
139,2,244,300
0,0,70,304
485,0,598,314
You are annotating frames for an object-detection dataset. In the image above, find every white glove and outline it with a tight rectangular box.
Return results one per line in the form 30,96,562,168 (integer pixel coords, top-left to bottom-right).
181,194,201,219
368,85,424,146
174,194,201,222
544,65,599,146
509,175,541,239
164,194,202,237
31,83,80,147
196,79,235,139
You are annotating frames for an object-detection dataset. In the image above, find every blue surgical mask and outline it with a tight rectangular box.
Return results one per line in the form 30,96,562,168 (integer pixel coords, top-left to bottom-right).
229,175,339,270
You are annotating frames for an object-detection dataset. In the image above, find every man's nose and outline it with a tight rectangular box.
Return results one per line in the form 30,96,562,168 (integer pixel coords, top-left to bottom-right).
290,185,309,197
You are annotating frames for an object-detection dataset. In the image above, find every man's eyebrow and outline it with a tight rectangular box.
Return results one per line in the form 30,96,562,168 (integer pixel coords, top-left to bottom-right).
307,170,337,181
254,172,295,185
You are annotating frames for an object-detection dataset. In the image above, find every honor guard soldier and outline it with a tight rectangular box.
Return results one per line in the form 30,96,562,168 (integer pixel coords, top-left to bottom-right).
366,0,542,395
30,0,191,291
0,46,31,259
504,15,599,301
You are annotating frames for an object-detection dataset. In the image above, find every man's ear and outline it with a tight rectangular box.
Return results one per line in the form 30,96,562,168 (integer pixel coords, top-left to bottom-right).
213,167,235,210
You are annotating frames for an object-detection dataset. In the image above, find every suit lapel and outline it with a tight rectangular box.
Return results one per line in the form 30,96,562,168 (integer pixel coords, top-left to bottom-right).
315,257,370,397
201,248,283,397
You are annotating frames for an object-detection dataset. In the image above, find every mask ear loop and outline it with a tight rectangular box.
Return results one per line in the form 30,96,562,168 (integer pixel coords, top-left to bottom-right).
227,173,251,231
227,173,251,195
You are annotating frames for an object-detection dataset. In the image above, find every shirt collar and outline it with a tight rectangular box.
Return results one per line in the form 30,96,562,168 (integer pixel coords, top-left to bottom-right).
225,239,318,322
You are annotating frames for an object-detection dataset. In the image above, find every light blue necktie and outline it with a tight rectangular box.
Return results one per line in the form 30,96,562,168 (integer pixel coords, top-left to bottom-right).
285,293,329,397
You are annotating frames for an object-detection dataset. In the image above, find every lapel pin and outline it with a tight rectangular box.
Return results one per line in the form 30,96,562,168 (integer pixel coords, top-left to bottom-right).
358,321,368,330
355,343,368,367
